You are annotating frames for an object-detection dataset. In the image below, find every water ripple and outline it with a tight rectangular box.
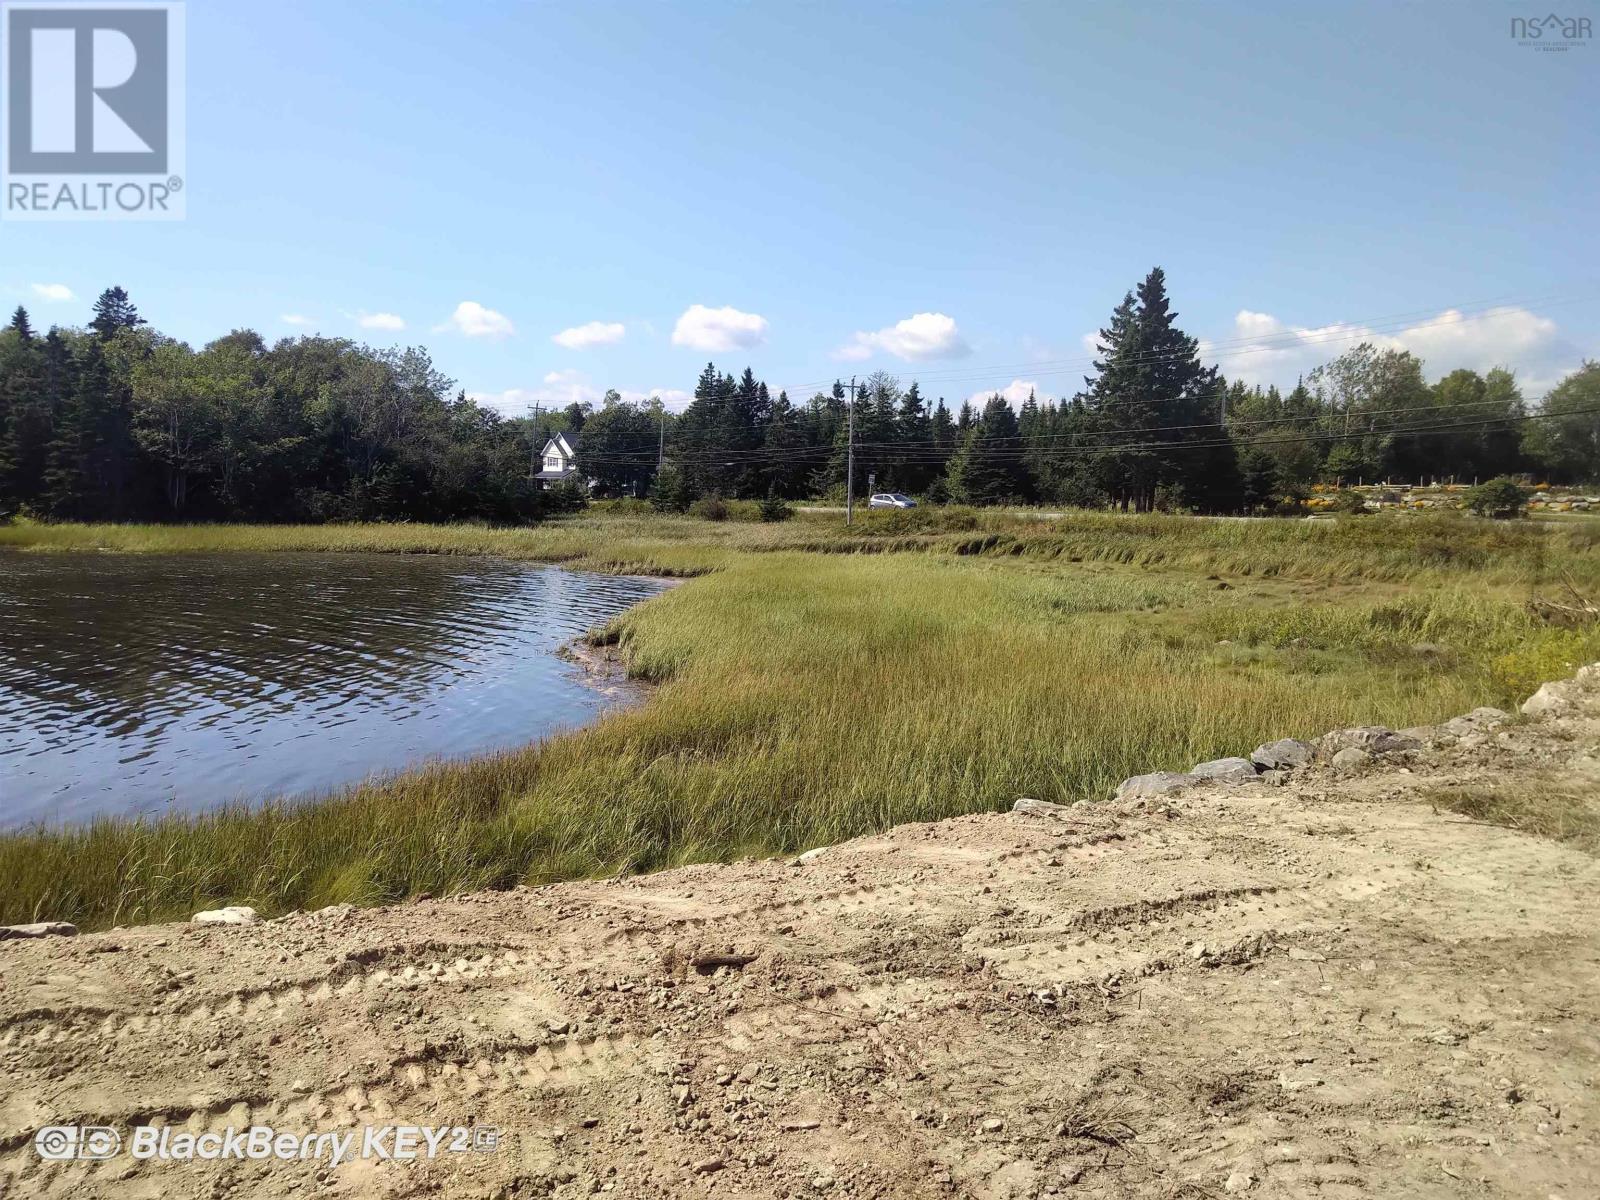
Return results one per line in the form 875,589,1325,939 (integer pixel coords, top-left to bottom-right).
0,552,665,827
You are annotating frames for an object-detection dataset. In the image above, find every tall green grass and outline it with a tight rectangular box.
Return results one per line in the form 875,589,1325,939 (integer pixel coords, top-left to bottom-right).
5,508,1595,586
2,512,1597,930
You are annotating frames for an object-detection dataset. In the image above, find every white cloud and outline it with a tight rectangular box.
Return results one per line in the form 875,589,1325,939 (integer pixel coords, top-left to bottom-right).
1204,305,1568,390
281,313,314,327
837,312,969,362
470,374,694,415
434,300,515,339
357,311,405,332
31,283,74,303
965,379,1056,408
552,320,625,350
671,304,768,353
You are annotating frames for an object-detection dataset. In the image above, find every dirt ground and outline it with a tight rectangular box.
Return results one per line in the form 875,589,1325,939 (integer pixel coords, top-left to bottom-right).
3,681,1598,1200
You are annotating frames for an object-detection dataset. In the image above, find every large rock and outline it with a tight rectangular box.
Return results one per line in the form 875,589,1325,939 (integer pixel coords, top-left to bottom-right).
1330,747,1371,771
0,921,78,941
1441,707,1511,738
1116,771,1202,800
1521,681,1576,718
193,905,260,926
1250,738,1313,771
1316,727,1420,759
1189,757,1260,785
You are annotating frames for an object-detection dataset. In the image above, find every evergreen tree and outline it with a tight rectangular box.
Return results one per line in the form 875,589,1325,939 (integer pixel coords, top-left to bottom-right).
90,286,147,340
8,306,34,341
1083,268,1236,511
762,389,809,497
948,396,1029,504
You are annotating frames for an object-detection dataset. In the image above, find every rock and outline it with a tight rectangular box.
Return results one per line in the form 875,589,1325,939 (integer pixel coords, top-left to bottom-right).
980,1118,1004,1133
1331,748,1369,774
1116,771,1202,800
1013,797,1071,819
1259,770,1288,787
1331,747,1371,771
1442,707,1512,737
1287,947,1327,962
1225,1169,1255,1192
1189,941,1208,961
1521,682,1575,718
791,847,829,866
693,1158,725,1175
1190,756,1260,785
1316,727,1420,758
192,906,259,926
289,1079,312,1094
0,921,78,940
547,1019,570,1035
1250,738,1313,771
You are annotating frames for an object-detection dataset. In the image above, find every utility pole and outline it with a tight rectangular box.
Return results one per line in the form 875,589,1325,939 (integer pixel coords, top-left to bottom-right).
528,403,543,478
657,403,666,469
845,376,857,526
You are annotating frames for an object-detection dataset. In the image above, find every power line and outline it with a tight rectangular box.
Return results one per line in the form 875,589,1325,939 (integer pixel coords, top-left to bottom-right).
540,391,1546,462
775,287,1598,395
568,404,1598,469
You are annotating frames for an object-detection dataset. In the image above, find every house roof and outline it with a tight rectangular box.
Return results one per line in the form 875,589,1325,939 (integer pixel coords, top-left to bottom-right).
540,431,580,457
534,467,579,481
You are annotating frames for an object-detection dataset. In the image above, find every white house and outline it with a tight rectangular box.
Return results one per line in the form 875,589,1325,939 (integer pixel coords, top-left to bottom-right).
534,432,582,488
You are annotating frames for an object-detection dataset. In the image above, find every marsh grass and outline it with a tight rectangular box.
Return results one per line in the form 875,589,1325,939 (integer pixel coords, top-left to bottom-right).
2,511,1597,929
1430,779,1600,853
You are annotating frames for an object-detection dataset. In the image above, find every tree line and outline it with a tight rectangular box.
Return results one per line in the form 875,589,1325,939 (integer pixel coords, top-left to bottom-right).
0,287,580,523
2,274,1595,524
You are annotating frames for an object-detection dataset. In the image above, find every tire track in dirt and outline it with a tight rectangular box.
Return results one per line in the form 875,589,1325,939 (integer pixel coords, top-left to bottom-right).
600,829,1156,953
0,1030,661,1186
0,941,549,1051
974,865,1407,985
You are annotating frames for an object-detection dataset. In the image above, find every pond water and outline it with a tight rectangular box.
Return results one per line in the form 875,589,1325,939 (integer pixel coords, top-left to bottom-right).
0,552,665,827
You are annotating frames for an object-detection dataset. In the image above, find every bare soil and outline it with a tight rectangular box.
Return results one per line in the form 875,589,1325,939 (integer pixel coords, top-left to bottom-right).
3,692,1598,1199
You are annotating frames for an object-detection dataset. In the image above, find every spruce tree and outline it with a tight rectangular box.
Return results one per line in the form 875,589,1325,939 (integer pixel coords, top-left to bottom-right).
8,306,33,341
90,286,146,340
948,396,1028,504
1084,268,1235,511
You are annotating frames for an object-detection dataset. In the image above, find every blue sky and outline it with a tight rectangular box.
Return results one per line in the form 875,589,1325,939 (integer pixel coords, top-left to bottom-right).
3,0,1596,411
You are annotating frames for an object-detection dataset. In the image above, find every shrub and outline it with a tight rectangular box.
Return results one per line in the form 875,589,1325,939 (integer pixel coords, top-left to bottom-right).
1463,477,1530,520
648,464,696,513
543,480,589,514
1153,483,1189,513
596,497,654,517
1333,490,1369,515
759,491,794,523
689,494,729,522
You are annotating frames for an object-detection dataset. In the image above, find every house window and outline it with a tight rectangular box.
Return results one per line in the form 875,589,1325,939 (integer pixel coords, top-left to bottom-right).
545,456,562,470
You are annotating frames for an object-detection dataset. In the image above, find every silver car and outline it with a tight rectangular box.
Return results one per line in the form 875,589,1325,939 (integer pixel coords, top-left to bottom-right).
868,493,917,509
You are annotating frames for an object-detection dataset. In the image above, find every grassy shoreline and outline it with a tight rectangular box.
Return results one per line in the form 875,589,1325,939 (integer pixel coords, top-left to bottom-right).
4,509,1598,930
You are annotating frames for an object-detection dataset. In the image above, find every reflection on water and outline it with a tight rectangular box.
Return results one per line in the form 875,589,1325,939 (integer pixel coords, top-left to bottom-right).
0,552,664,827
